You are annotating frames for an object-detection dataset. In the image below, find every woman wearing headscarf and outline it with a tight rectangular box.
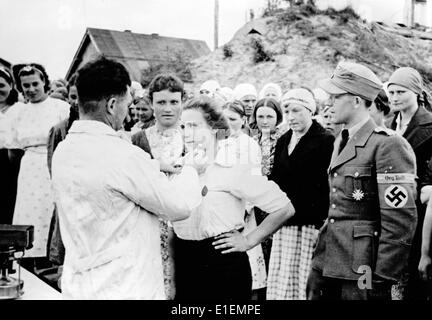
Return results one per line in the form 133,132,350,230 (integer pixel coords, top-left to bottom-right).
199,80,221,98
267,88,334,300
0,66,20,224
5,63,69,270
387,67,432,300
259,83,282,103
219,87,235,103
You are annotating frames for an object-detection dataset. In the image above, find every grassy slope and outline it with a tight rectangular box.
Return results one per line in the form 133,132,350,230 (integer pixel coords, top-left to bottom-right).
190,6,432,93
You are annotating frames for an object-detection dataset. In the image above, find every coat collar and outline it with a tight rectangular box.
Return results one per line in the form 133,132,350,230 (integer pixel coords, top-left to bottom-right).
330,118,376,171
402,106,432,149
283,120,325,156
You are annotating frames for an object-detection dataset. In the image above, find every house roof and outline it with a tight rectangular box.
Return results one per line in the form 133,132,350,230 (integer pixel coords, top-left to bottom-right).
66,27,211,80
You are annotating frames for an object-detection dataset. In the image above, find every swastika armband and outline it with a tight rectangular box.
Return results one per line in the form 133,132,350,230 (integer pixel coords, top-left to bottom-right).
384,185,408,208
377,173,416,184
377,173,416,209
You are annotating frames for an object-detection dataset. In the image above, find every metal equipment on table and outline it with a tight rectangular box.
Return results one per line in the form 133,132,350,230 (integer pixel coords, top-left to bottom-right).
0,224,34,300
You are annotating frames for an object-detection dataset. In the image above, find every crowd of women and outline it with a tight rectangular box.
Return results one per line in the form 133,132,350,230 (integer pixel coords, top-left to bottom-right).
0,58,432,300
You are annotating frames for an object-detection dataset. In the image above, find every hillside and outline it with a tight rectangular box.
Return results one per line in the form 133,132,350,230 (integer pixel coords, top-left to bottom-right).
189,6,432,94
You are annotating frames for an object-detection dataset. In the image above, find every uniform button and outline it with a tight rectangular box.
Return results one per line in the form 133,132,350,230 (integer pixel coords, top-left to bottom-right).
331,204,336,209
330,219,335,223
354,172,359,177
332,188,336,193
333,173,338,177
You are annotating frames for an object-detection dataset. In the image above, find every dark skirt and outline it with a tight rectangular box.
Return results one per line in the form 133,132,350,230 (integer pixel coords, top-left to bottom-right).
174,235,252,301
0,148,22,224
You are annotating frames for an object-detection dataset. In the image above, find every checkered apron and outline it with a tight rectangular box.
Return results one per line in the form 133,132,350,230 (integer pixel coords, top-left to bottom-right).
267,225,319,300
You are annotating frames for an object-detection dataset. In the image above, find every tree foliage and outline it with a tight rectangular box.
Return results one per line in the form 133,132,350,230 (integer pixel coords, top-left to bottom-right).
140,49,193,87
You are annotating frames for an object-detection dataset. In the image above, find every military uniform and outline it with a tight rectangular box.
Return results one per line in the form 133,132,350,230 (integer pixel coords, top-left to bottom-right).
307,62,418,300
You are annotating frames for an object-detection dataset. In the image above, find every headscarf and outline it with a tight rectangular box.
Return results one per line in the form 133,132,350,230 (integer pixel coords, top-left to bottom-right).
259,83,282,101
233,83,257,101
281,88,317,114
387,67,423,95
200,80,221,96
387,67,432,111
219,87,234,102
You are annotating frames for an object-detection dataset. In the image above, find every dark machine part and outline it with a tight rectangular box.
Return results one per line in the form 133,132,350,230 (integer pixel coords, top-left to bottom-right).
0,225,34,299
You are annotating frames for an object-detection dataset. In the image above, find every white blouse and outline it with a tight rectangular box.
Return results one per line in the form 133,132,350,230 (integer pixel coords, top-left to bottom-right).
217,132,262,173
172,149,291,240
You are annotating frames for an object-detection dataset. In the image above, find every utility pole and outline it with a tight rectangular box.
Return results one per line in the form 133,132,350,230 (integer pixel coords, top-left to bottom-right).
405,0,415,27
214,0,219,50
411,0,415,27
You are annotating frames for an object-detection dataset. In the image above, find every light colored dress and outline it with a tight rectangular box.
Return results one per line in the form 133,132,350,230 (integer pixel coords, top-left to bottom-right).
145,125,184,300
5,97,69,257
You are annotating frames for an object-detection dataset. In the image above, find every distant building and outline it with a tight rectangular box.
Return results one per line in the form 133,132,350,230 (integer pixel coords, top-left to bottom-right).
65,27,211,83
232,18,270,40
316,0,432,28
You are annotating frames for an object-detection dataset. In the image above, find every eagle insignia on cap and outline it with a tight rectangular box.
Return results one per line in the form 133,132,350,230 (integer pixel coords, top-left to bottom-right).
352,189,365,201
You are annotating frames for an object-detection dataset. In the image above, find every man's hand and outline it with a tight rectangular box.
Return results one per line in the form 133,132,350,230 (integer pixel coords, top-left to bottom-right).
159,160,182,175
419,254,432,281
212,230,253,254
183,147,209,174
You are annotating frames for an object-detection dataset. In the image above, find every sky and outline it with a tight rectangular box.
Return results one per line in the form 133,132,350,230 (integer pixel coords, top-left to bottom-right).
1,0,421,80
0,0,266,79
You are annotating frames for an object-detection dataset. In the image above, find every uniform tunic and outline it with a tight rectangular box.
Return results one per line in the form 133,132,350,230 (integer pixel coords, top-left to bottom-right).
311,118,417,288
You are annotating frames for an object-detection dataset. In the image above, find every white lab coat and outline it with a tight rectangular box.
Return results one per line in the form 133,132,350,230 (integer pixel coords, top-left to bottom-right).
52,120,201,299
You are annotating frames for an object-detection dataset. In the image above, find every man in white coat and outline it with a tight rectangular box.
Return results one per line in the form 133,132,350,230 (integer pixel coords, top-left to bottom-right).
51,57,202,299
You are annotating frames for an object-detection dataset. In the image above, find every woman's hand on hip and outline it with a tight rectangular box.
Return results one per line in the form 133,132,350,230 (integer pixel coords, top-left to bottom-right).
212,230,252,254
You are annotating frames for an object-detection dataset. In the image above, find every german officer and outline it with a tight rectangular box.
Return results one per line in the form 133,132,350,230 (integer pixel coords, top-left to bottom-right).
307,62,418,300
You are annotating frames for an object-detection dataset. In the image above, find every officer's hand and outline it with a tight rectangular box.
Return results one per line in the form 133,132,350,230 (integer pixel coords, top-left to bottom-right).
419,254,432,281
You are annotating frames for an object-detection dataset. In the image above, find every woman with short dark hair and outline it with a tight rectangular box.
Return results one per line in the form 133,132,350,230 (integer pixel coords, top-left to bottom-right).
173,95,294,300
